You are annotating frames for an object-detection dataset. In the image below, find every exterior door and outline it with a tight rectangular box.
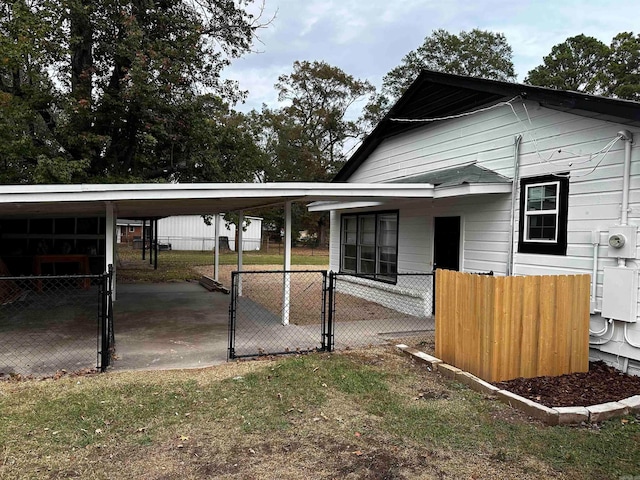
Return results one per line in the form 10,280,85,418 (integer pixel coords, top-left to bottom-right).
433,216,460,271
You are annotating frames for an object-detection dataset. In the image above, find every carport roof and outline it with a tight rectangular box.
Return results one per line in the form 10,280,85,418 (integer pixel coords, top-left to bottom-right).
0,182,435,217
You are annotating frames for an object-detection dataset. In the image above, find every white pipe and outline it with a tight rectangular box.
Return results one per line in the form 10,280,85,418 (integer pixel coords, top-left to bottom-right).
591,230,599,313
105,201,116,301
619,130,633,226
282,201,292,326
624,322,640,349
507,134,522,276
589,319,615,345
589,317,609,336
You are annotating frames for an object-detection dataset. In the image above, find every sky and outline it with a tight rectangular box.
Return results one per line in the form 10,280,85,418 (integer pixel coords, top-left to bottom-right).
222,0,640,114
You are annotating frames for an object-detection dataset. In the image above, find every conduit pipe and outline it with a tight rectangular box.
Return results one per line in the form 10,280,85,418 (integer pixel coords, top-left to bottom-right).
589,319,615,345
591,230,600,313
617,130,633,268
507,134,522,276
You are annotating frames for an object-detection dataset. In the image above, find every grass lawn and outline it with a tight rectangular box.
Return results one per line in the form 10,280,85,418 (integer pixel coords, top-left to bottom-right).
117,246,329,283
1,347,639,479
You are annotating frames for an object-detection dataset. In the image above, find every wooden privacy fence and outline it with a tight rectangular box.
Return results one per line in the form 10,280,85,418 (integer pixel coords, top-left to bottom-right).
435,269,590,382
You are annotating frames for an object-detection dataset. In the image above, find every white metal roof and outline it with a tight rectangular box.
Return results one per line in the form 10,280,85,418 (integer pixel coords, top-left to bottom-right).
0,182,436,217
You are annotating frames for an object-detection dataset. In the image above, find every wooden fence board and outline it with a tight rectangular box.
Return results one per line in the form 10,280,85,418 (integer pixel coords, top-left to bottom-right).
435,270,590,382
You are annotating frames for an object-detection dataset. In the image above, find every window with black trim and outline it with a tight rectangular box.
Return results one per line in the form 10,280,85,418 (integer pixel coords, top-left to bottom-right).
518,175,569,255
341,211,398,282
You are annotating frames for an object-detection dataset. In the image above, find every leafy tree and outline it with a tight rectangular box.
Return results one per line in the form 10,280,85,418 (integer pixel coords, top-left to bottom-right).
525,34,610,94
252,60,374,244
364,29,516,126
606,32,640,101
0,0,265,184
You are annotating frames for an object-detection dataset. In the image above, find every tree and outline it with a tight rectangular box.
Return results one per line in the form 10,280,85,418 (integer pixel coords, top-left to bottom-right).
525,34,610,94
252,60,374,244
364,29,516,127
0,0,265,184
606,32,640,101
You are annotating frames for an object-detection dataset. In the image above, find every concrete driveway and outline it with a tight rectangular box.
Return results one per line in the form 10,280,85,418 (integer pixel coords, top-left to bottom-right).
112,282,229,371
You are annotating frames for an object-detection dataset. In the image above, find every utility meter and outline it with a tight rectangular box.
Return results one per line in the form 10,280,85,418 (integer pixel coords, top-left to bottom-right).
608,233,627,248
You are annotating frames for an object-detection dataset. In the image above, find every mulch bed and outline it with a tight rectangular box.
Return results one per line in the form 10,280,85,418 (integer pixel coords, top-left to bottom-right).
495,361,640,408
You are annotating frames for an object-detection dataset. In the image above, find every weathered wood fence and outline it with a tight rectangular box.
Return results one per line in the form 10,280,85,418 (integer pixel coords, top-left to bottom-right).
435,269,590,382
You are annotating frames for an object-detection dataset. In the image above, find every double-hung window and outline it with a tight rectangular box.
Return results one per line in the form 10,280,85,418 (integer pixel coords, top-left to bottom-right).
518,175,569,255
341,211,398,282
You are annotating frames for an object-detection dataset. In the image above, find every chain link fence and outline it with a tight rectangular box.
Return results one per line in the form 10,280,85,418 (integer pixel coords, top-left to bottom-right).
228,270,435,359
0,272,112,378
329,272,435,350
229,270,327,358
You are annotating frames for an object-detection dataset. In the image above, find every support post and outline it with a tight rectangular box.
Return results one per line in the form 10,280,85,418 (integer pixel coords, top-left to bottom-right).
282,201,292,326
105,202,117,301
214,213,219,282
142,219,146,260
237,210,244,296
154,219,158,271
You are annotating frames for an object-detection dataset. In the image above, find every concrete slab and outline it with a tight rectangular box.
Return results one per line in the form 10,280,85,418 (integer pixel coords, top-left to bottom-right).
112,282,229,371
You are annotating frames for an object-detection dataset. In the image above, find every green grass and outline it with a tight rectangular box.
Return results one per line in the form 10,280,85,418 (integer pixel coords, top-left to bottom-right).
117,246,329,283
1,349,639,479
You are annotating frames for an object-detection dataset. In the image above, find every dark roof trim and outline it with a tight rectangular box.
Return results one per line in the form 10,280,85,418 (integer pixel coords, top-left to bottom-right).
334,70,640,182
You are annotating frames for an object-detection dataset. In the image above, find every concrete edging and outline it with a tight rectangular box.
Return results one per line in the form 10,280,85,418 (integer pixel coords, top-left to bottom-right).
396,345,638,426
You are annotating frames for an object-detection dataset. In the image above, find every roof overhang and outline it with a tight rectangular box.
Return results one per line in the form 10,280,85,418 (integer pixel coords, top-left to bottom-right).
0,182,435,218
307,181,511,212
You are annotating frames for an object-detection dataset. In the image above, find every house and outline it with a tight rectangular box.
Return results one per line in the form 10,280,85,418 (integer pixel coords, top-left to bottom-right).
311,70,640,375
116,219,144,245
156,215,262,251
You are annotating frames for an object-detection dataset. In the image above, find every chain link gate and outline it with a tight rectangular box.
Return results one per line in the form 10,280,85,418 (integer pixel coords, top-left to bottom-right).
228,270,328,359
228,270,435,360
1,268,114,377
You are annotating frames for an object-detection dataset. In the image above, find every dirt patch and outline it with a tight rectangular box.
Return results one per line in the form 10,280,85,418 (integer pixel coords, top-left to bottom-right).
495,361,640,408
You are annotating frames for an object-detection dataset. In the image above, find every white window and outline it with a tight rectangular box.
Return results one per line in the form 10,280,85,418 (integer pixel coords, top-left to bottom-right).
524,181,559,242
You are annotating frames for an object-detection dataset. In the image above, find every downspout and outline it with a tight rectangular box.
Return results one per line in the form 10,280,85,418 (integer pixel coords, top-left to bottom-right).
507,134,522,276
617,130,633,267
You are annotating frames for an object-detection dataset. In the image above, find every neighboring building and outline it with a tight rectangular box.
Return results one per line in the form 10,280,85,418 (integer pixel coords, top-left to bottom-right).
157,215,262,251
315,70,640,374
116,219,144,245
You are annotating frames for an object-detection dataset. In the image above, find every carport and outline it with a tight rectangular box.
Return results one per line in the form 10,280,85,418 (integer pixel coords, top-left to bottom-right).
0,182,434,375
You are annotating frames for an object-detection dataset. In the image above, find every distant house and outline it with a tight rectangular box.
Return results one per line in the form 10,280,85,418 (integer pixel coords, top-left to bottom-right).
116,219,144,245
314,70,640,375
157,215,262,251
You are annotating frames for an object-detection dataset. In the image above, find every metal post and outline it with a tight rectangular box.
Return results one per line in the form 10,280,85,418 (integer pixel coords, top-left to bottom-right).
142,219,146,260
326,271,335,352
282,201,292,325
214,213,219,282
237,211,244,296
149,219,154,265
154,219,158,270
321,271,328,351
228,272,237,360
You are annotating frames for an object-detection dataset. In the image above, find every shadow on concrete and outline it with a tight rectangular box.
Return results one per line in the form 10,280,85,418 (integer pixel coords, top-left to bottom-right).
112,282,229,371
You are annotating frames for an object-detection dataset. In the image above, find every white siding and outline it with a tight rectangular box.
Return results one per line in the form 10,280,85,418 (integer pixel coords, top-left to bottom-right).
335,98,640,365
157,215,262,251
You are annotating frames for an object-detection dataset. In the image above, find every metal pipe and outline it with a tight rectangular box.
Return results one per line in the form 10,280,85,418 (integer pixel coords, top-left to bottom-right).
618,130,634,226
507,134,522,276
591,230,600,313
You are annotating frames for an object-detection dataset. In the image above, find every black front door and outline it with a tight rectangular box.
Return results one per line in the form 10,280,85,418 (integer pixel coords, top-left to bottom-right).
433,216,460,271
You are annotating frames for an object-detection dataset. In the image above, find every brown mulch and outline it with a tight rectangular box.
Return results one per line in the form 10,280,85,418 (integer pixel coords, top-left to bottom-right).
495,361,640,408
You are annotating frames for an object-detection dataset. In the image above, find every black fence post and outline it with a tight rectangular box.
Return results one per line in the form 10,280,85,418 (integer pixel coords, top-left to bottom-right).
320,271,327,351
326,271,335,352
228,271,237,360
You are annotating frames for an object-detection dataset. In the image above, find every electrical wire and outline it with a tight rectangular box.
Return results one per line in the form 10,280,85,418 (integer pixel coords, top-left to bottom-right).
388,96,521,123
589,317,609,336
589,319,615,345
624,322,640,349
